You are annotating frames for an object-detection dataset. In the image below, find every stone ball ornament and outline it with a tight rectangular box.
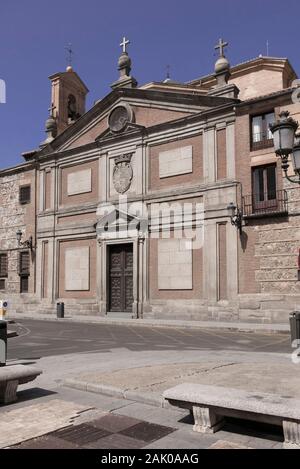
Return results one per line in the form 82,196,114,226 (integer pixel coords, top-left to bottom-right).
45,115,57,131
215,56,230,74
118,52,131,70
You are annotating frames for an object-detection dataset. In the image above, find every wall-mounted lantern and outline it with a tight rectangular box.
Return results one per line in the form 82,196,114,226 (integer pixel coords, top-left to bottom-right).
227,202,243,234
269,110,300,184
16,230,34,251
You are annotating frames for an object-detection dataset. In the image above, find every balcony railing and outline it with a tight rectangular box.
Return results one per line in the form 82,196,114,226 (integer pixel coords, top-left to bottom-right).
242,190,288,218
251,132,274,151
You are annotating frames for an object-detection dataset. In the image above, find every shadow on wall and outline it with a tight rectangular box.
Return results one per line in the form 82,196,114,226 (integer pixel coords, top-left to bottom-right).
240,230,248,253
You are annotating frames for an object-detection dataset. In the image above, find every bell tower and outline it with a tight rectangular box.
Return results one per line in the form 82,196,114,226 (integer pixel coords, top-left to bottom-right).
48,65,89,135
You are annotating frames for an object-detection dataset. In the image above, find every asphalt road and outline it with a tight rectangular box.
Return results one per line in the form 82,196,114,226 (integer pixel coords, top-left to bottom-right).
7,319,291,360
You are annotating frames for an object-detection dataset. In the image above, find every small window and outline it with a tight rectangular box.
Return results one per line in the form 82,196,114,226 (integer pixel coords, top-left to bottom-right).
19,251,30,293
0,253,8,277
0,279,5,290
20,276,29,293
19,251,30,276
252,164,278,213
19,185,31,204
251,112,275,150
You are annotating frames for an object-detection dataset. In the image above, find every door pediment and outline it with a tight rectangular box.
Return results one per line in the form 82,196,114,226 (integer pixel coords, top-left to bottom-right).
96,208,147,240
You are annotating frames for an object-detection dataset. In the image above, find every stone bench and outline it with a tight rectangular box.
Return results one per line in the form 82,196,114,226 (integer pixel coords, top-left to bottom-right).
163,383,300,449
0,365,42,404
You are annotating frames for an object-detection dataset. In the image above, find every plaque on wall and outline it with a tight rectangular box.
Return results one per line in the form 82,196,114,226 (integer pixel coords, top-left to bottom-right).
108,104,133,133
112,154,133,194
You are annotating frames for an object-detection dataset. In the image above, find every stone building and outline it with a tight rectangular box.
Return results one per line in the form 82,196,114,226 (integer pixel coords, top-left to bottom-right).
0,39,299,323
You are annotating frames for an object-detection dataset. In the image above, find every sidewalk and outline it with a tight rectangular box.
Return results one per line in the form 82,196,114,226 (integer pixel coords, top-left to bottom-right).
64,356,300,409
8,311,290,334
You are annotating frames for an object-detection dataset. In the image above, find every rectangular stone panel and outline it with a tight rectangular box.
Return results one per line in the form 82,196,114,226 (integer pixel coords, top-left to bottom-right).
65,246,90,291
158,239,192,290
159,146,193,178
67,168,92,196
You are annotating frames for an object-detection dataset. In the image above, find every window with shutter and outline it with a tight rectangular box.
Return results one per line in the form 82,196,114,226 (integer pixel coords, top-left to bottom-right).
0,253,8,277
19,251,30,293
19,251,30,275
20,276,29,293
19,185,31,204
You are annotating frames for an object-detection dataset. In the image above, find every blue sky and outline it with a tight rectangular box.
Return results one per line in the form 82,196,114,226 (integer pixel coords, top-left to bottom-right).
0,0,300,168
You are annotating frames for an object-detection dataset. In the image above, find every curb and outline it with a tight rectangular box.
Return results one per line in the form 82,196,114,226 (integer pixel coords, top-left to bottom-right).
63,378,176,411
7,330,18,338
7,314,290,335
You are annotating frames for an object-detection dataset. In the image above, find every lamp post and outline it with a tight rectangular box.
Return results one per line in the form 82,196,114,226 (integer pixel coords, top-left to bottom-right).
227,202,243,234
269,111,300,184
16,230,34,251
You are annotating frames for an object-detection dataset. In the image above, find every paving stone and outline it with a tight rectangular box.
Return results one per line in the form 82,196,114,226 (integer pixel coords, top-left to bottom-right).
112,401,155,416
120,421,176,442
144,430,216,449
89,413,142,433
12,435,81,449
86,433,147,449
245,436,283,449
145,409,191,429
208,440,253,449
0,399,91,448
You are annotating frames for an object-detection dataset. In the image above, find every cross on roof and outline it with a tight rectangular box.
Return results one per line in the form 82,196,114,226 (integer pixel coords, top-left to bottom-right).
166,65,171,79
65,42,73,66
48,103,56,117
214,38,228,57
120,37,130,53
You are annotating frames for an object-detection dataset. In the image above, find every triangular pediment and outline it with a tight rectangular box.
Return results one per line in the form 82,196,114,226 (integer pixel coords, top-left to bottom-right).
36,87,237,158
96,207,148,238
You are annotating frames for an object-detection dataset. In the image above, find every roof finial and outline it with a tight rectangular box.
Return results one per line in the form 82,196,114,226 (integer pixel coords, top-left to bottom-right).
213,38,230,87
111,36,137,90
166,65,170,80
214,38,228,58
120,37,130,54
65,42,74,71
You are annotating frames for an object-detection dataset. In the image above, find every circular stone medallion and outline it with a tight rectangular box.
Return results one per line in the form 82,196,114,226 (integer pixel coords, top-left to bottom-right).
108,106,130,133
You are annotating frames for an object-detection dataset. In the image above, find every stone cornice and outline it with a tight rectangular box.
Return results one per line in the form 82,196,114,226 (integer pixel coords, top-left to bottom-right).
0,160,37,177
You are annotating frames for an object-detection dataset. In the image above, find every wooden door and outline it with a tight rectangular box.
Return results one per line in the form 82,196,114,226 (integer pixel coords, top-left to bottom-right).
109,244,133,312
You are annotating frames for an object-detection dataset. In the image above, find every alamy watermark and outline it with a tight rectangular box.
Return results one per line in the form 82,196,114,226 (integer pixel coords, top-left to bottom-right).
0,79,6,104
96,195,204,249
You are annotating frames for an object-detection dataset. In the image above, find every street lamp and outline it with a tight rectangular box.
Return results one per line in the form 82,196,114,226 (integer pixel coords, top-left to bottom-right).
16,230,34,251
269,110,300,184
227,202,243,234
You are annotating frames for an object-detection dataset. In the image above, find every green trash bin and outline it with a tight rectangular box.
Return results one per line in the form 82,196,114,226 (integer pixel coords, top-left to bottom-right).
0,320,7,367
289,311,300,344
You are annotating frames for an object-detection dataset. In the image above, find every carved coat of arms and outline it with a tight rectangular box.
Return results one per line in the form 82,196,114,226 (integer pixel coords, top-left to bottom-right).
112,154,133,194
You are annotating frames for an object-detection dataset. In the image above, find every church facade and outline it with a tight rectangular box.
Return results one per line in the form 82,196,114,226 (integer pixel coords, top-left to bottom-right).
1,40,300,323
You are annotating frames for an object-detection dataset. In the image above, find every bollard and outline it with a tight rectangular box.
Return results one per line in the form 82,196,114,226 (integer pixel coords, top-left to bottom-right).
57,302,65,318
0,320,7,367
